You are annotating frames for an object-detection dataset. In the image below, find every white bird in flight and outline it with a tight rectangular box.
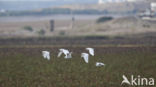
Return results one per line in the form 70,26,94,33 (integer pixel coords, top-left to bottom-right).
81,53,89,63
58,49,72,59
96,62,105,67
86,48,94,56
42,51,50,60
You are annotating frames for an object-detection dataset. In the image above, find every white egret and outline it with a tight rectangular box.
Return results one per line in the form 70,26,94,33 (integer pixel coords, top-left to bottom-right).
86,48,94,56
58,49,72,59
96,62,105,67
42,51,50,60
81,53,89,63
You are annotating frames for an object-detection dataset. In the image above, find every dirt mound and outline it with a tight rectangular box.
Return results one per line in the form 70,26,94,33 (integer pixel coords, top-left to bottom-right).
72,16,156,37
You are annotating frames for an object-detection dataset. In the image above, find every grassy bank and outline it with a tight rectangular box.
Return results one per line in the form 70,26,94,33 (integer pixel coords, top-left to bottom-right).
0,46,156,87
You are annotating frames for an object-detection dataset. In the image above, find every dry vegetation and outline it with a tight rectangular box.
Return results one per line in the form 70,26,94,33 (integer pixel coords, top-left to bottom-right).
0,17,95,38
0,16,156,38
79,16,156,36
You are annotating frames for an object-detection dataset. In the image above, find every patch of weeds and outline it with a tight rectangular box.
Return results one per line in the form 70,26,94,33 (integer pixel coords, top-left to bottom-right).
96,16,113,23
59,31,65,36
23,26,33,32
143,24,150,28
38,29,46,36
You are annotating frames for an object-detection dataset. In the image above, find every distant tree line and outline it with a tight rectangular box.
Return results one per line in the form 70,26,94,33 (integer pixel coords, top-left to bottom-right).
0,8,137,16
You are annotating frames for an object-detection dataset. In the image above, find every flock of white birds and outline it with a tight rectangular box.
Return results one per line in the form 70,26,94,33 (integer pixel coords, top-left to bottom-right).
42,48,105,67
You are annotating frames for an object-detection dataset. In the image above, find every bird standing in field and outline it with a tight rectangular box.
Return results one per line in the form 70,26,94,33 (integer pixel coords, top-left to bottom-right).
86,48,94,56
81,53,89,63
58,49,72,59
42,51,50,60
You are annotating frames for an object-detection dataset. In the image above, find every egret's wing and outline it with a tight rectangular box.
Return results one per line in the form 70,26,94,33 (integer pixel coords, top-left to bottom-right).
96,62,100,66
62,50,70,58
46,53,50,60
100,62,104,65
96,63,99,66
47,55,50,60
42,51,47,59
86,48,94,56
63,50,69,55
42,51,50,60
66,50,69,53
58,52,63,57
101,63,105,65
96,62,105,66
59,49,64,51
89,49,94,56
83,55,89,63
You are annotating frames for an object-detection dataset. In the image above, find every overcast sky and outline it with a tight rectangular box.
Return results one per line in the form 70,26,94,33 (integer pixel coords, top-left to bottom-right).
0,0,146,2
0,0,96,11
0,0,73,1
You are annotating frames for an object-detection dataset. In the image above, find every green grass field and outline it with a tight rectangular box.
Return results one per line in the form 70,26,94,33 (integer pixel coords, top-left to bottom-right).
0,46,156,87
